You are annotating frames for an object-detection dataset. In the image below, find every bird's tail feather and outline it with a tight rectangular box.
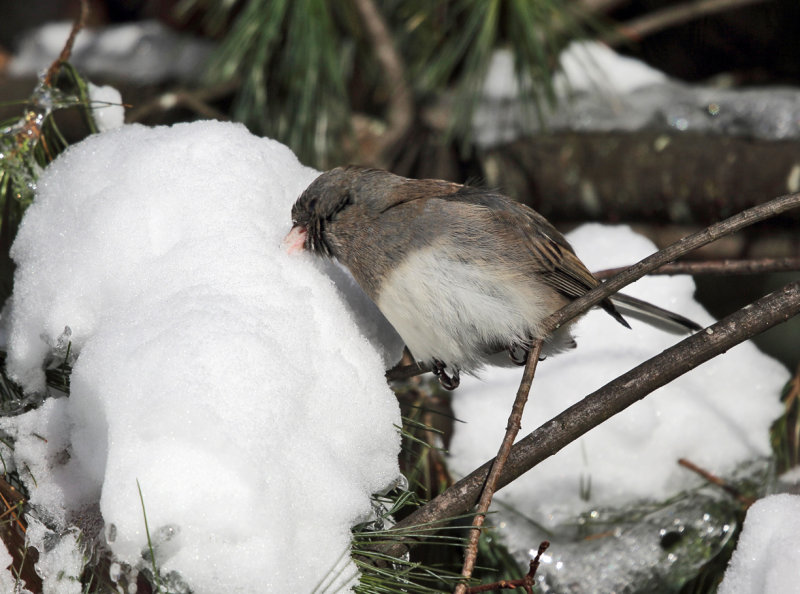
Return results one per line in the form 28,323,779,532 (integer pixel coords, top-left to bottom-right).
610,293,702,334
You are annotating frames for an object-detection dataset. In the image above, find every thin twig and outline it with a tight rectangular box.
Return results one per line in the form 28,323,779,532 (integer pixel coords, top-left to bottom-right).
43,0,89,85
351,0,414,164
465,541,550,594
677,458,756,506
605,0,772,46
595,256,800,279
374,280,800,559
455,340,544,593
576,0,630,14
0,478,39,593
0,490,25,533
126,79,241,123
386,360,430,382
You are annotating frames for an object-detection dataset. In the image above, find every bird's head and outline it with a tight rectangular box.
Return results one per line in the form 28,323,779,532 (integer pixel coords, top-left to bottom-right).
285,167,359,257
286,166,407,257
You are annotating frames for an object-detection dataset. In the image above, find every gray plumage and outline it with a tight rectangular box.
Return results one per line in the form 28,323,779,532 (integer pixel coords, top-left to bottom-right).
287,166,700,388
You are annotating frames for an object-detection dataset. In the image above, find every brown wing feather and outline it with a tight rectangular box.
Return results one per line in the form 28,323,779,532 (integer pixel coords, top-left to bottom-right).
484,204,600,298
398,183,601,297
426,185,631,328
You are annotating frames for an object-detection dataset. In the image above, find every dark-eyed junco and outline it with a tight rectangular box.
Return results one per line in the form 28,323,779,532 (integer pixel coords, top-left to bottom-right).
285,166,700,389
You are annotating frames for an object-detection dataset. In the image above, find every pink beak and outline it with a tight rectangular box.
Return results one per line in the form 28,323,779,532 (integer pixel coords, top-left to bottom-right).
283,225,308,254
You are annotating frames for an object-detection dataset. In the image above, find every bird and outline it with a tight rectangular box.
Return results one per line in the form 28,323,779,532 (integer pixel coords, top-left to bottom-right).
285,166,701,390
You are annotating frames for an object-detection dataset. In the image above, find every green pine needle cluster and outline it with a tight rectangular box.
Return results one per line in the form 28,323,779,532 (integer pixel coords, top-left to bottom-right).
177,0,353,167
175,0,588,166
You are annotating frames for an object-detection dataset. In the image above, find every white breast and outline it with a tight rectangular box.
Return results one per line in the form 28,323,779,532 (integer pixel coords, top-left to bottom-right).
376,247,558,372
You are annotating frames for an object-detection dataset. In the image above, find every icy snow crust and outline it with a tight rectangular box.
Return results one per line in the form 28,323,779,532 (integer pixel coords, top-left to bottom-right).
3,122,401,592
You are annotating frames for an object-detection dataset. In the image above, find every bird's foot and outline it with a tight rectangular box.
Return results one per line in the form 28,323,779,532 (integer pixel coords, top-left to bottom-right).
508,341,548,363
432,359,460,390
508,343,529,366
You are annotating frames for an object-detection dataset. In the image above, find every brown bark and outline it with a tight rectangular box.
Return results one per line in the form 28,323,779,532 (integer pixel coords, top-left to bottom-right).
480,131,800,225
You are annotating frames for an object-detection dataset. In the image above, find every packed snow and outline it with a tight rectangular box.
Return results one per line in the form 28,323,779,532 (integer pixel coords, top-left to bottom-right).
447,225,788,585
0,121,402,593
718,494,800,594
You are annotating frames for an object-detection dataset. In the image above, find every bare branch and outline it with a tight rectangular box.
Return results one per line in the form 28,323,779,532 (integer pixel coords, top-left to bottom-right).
377,280,800,558
43,0,89,86
604,0,772,46
482,132,800,225
595,256,800,279
0,476,39,592
352,0,414,164
126,79,240,123
575,0,630,14
465,541,549,593
455,340,544,593
677,458,755,506
386,360,431,382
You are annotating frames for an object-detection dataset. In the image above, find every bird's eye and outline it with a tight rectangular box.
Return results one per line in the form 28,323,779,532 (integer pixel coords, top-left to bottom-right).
330,191,352,219
307,197,318,211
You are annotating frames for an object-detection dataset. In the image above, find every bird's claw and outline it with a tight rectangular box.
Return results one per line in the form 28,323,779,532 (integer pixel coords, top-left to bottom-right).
433,359,460,390
508,343,529,366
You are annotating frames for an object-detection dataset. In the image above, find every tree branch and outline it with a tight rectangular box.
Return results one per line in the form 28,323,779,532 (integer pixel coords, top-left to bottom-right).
677,458,755,506
482,132,800,225
377,280,800,558
465,541,549,593
351,0,414,165
43,0,89,86
594,256,800,279
126,79,240,123
575,0,630,14
604,0,772,46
